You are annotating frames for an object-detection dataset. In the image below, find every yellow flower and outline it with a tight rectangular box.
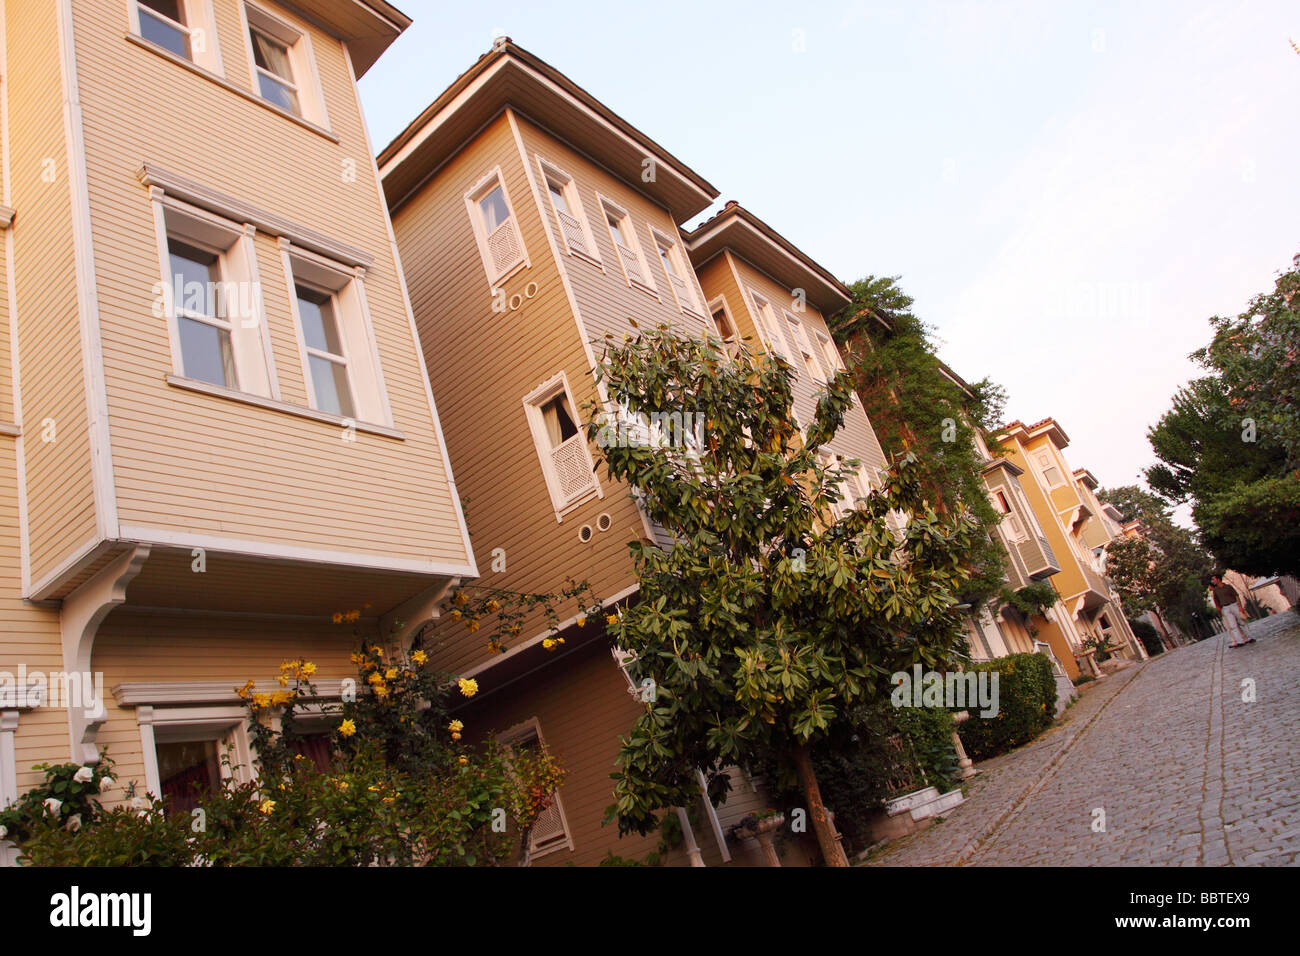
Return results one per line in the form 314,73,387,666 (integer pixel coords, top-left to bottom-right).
451,732,462,741
576,616,587,628
367,671,384,686
457,678,478,698
467,619,480,633
300,662,316,677
542,638,556,650
374,684,389,698
252,693,272,710
259,799,276,815
507,624,522,635
235,679,256,700
412,650,428,666
271,690,293,707
449,609,462,620
485,599,501,613
350,652,365,665
278,675,289,687
606,614,619,628
373,647,383,657
453,591,469,606
557,637,565,645
385,668,398,680
332,612,343,624
458,755,468,766
449,720,464,733
382,796,395,804
338,719,356,737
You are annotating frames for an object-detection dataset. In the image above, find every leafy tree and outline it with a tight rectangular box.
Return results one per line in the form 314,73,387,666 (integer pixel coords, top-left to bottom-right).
829,275,1009,610
1145,377,1300,578
586,324,981,867
1097,485,1215,634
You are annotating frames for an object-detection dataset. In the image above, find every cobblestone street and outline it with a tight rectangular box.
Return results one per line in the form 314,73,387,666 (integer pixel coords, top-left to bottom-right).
866,611,1300,866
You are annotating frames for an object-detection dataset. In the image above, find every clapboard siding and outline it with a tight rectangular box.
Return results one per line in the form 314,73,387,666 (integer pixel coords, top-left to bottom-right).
461,640,665,866
697,253,889,477
391,111,646,678
67,0,470,568
0,436,67,797
4,2,99,585
90,608,372,804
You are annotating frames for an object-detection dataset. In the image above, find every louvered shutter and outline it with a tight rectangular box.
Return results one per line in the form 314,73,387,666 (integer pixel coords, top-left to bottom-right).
556,209,588,255
529,798,567,851
486,219,523,277
549,434,595,505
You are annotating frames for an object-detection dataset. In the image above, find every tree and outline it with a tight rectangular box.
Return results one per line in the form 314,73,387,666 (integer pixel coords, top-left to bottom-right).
1145,377,1300,578
586,324,981,867
829,275,1010,611
1097,485,1215,635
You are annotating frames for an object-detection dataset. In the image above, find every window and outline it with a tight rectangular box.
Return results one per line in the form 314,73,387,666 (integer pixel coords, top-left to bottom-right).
992,489,1027,541
296,286,354,418
242,3,328,125
708,298,742,360
523,373,601,517
538,160,599,262
600,197,653,291
499,720,573,858
748,290,788,358
139,706,253,815
133,0,220,71
1035,451,1065,488
652,230,701,315
156,199,275,399
156,737,223,814
466,169,527,287
785,313,826,384
283,242,391,426
814,330,844,377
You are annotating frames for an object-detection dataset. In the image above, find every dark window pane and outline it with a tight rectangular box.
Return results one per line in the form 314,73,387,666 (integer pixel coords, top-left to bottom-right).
168,241,217,316
157,739,220,815
179,315,236,388
296,286,343,354
257,72,300,115
479,187,509,232
309,354,353,418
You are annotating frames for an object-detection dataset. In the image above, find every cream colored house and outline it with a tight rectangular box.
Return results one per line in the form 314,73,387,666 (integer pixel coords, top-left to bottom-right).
382,41,892,866
0,0,474,864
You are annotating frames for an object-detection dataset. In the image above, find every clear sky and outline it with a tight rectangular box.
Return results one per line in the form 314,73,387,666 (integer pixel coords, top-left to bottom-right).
360,0,1300,508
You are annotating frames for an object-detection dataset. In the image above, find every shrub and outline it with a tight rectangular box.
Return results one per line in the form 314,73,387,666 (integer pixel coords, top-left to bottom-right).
11,636,565,867
956,653,1057,761
1129,618,1164,656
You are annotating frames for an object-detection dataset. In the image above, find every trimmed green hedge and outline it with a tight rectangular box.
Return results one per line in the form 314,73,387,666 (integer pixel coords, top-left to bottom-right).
956,653,1057,761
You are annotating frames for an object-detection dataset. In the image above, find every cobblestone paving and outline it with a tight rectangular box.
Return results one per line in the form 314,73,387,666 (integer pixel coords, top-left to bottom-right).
865,611,1300,866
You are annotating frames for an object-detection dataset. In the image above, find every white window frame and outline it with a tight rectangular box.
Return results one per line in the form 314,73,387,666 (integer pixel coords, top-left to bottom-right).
747,288,790,358
137,704,255,803
239,1,330,128
536,157,600,265
814,328,844,376
651,228,703,316
465,167,529,290
149,188,279,400
785,312,827,384
598,195,656,294
1034,450,1066,489
130,0,223,73
280,239,393,428
707,295,742,360
523,372,603,520
498,718,574,858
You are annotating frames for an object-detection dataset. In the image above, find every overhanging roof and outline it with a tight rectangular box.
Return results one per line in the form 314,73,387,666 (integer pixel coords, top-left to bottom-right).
1073,467,1099,489
287,0,410,78
997,417,1070,449
378,40,719,220
682,202,851,317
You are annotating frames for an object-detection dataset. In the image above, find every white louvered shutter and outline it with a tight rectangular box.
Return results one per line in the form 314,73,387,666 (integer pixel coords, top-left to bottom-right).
487,219,523,277
549,434,595,505
529,798,567,851
556,209,588,255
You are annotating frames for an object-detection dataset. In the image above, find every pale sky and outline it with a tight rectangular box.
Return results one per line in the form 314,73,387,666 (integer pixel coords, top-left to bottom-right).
361,0,1300,508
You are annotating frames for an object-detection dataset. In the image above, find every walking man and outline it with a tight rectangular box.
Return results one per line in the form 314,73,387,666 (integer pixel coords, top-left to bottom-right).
1210,574,1254,648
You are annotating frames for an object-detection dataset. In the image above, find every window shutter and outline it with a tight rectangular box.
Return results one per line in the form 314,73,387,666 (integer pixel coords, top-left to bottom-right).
486,218,524,278
549,434,596,504
555,209,588,255
614,241,642,282
529,799,567,851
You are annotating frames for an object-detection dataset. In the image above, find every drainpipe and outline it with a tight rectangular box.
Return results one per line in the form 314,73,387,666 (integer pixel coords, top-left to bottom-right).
697,769,731,863
675,807,704,866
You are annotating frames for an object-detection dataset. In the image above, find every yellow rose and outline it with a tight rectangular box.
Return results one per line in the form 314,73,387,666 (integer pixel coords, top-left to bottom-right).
412,650,428,666
449,719,464,733
451,732,462,741
338,719,356,737
576,616,587,628
467,619,480,633
449,609,462,620
252,693,272,709
453,591,468,606
374,684,389,698
458,755,468,766
367,671,383,685
606,614,619,628
485,599,501,613
301,662,316,677
542,638,556,650
457,678,478,698
259,799,276,815
385,668,398,680
278,675,289,688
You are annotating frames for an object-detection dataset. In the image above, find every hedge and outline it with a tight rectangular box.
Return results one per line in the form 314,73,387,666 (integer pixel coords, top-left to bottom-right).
956,652,1057,761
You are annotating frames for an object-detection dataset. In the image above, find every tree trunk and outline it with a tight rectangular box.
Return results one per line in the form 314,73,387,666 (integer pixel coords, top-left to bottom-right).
791,743,849,867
